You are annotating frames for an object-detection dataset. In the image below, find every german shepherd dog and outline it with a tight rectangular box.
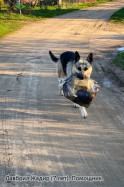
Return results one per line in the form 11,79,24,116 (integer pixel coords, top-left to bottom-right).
49,51,93,118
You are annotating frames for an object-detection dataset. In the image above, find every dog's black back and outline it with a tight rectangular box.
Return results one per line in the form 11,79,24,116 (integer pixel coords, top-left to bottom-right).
60,51,75,75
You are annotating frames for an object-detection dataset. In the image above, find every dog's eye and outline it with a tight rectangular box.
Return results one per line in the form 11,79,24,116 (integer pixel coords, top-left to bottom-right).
77,67,82,71
84,67,88,71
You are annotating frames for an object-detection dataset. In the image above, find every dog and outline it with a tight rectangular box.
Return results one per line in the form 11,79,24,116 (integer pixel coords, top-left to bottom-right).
49,51,93,118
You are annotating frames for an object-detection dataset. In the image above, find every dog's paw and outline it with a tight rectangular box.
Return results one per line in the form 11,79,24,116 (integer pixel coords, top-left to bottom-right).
60,91,64,96
80,107,88,118
83,113,88,119
59,88,64,96
74,103,79,108
81,113,88,118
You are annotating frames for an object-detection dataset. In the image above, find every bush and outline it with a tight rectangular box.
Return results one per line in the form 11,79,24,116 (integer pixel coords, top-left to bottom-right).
0,0,4,10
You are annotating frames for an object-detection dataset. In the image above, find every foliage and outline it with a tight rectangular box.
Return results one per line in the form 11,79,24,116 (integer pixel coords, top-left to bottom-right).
0,0,4,10
0,20,24,38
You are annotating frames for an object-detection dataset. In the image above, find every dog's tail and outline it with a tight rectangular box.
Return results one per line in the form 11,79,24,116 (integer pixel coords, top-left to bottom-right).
49,51,59,63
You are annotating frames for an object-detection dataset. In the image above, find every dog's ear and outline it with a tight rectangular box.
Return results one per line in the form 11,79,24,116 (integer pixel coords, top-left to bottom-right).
75,51,80,63
87,53,93,64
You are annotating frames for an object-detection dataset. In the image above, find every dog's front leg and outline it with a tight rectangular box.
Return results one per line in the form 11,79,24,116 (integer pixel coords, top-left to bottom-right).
74,103,79,108
79,106,88,118
58,78,65,96
59,85,64,96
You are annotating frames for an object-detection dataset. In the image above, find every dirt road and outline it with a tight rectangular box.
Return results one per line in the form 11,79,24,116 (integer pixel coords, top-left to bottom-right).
0,0,124,186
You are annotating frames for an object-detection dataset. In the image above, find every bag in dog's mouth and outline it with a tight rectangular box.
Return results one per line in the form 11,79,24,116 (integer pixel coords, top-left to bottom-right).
63,73,99,107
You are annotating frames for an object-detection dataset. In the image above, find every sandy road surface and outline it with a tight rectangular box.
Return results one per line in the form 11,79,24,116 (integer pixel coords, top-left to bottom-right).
0,0,124,186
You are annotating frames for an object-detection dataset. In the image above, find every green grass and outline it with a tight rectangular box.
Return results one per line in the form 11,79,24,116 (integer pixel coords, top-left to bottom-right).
111,8,124,69
0,20,24,38
110,7,124,23
0,11,30,38
113,52,124,70
0,0,116,38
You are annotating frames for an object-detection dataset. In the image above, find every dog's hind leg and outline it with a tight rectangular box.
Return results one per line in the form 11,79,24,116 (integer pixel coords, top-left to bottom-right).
79,106,88,118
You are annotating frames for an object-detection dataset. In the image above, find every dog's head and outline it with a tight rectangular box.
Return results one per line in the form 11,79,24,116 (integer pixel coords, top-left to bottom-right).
74,51,93,78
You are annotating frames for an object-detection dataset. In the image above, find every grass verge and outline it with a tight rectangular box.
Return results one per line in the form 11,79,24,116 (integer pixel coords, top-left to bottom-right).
110,8,124,70
0,20,24,39
113,52,124,70
0,0,116,38
110,7,124,23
